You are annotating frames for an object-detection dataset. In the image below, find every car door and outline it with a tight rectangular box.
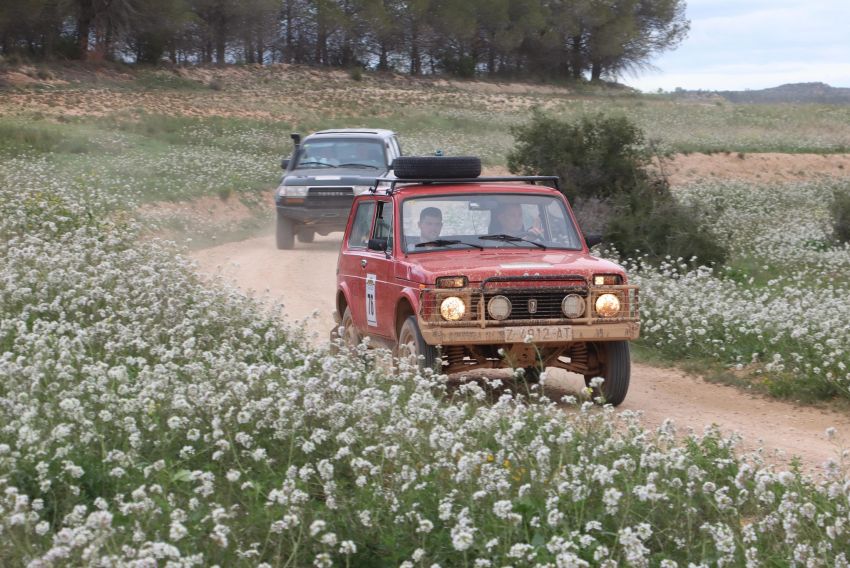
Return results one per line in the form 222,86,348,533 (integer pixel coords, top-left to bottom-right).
339,199,376,331
362,199,396,339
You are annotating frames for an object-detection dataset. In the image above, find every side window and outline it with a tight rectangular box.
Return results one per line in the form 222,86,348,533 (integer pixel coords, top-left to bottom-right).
348,201,376,249
391,138,402,162
372,201,394,253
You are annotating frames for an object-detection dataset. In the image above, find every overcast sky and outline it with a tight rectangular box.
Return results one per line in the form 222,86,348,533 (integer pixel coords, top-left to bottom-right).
623,0,850,92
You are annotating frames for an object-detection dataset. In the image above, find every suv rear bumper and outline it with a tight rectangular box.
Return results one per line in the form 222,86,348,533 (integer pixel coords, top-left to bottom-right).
419,321,640,345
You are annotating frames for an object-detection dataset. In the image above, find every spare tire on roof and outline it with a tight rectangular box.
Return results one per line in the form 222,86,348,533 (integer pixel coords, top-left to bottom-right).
393,156,481,179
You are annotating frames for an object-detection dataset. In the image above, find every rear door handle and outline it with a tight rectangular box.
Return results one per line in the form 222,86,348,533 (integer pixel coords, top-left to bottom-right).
361,259,368,268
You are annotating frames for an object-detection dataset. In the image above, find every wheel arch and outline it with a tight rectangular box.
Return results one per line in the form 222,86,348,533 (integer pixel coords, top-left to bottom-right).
394,288,420,341
336,284,352,319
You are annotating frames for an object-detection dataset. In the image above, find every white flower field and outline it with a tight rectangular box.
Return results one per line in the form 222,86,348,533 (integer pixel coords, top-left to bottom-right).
632,179,850,400
2,67,850,565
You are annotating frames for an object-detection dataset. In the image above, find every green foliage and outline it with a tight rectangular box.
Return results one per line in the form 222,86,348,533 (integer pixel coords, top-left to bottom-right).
833,189,850,244
0,0,688,80
0,120,96,154
508,111,727,265
606,184,728,266
508,110,651,202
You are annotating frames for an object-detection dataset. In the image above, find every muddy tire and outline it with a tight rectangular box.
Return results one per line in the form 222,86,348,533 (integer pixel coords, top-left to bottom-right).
393,156,481,179
329,307,359,354
396,316,441,372
276,211,295,250
584,341,630,406
297,227,315,243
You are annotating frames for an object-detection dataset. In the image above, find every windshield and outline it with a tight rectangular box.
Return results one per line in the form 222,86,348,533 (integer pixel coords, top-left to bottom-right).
293,138,386,170
401,193,582,252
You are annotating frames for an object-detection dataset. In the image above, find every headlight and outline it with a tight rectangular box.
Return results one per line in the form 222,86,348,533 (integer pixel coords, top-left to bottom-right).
487,295,511,320
281,186,308,197
595,293,621,317
352,185,373,195
440,297,466,321
561,294,585,318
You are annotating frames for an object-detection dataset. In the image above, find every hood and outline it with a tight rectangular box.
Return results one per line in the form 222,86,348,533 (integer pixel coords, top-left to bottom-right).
283,167,387,186
398,248,627,285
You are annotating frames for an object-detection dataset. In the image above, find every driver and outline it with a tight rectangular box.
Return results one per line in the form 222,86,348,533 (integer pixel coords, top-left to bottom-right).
491,203,543,237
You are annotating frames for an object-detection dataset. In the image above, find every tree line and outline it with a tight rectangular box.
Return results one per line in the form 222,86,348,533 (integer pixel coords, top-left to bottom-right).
0,0,688,81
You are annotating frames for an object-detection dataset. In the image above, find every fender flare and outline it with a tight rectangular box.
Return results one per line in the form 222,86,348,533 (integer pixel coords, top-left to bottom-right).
394,287,421,340
336,283,354,323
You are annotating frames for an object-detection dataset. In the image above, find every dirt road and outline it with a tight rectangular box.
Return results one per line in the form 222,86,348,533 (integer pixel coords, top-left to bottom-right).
192,232,850,472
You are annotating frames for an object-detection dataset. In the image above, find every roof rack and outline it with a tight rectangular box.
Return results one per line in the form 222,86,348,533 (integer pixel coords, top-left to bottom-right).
371,176,560,194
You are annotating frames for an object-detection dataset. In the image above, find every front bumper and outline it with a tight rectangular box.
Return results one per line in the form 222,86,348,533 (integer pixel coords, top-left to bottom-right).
418,282,640,346
420,321,640,345
276,205,351,226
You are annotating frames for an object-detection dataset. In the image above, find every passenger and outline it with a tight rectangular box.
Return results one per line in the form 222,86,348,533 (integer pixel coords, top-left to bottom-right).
489,203,543,237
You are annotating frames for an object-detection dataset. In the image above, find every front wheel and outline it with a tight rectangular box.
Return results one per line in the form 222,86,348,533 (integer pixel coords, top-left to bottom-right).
276,212,295,250
396,316,441,372
329,307,359,354
584,341,631,406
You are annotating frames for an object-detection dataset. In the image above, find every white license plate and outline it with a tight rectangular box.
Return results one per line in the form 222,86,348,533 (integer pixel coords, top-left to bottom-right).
504,326,573,343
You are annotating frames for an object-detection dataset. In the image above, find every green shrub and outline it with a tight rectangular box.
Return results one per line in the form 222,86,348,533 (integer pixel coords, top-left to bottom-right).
507,110,653,202
606,184,728,266
833,189,850,244
508,111,727,266
348,66,363,81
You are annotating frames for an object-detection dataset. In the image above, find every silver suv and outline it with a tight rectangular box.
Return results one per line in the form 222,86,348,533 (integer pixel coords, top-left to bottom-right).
274,128,402,249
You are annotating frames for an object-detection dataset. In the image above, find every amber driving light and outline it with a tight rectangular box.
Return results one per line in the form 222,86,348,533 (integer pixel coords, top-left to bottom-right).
487,295,512,320
440,296,466,321
561,294,585,318
594,274,622,286
436,276,468,288
595,293,621,317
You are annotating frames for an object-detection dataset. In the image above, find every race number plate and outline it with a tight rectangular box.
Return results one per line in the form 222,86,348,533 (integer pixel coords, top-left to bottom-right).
504,326,573,342
366,274,377,327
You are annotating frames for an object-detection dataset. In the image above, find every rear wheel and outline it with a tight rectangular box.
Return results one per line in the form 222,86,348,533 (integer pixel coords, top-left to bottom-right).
297,227,315,243
276,211,295,250
396,316,441,372
584,341,630,406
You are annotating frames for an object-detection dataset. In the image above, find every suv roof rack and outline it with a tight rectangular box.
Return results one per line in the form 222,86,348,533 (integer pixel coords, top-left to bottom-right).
313,129,392,135
371,176,560,194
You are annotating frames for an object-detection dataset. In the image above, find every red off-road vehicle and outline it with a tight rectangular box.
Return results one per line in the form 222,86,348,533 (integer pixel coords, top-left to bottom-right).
333,157,639,405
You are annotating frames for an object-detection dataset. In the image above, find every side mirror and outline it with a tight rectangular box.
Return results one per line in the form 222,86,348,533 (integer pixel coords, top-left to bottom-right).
280,158,290,170
585,234,602,247
367,237,388,252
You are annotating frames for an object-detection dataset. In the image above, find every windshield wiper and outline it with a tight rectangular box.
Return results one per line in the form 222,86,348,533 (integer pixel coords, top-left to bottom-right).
479,233,547,250
336,163,380,169
296,161,335,168
415,239,484,250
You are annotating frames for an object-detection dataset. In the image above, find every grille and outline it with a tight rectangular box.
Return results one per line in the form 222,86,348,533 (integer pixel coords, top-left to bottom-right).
306,187,354,208
483,287,587,321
